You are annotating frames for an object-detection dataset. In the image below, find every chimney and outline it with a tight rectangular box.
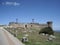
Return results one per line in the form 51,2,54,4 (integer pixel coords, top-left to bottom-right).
32,19,34,23
16,18,18,24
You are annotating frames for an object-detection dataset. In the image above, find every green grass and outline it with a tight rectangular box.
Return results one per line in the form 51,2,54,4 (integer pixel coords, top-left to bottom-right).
4,27,60,45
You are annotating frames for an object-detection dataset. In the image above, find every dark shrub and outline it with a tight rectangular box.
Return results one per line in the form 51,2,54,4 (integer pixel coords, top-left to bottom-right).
39,27,54,35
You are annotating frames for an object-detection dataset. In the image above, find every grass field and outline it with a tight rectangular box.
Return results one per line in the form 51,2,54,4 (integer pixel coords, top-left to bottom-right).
4,27,60,45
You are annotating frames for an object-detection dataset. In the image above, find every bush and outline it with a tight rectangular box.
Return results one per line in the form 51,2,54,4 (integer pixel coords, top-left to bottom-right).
39,27,54,35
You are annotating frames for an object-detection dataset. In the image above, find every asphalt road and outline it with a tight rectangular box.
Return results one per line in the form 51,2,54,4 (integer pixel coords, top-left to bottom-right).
0,27,24,45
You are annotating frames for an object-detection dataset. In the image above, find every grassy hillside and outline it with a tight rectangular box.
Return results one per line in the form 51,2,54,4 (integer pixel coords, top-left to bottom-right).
4,27,60,45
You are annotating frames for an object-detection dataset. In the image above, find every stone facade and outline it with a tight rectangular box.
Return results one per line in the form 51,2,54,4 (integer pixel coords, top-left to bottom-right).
8,21,52,29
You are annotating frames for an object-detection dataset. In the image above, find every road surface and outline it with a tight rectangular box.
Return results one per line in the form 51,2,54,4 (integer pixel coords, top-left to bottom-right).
0,27,24,45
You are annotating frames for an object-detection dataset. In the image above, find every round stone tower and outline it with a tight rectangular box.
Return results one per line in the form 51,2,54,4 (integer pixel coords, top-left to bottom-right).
47,21,52,28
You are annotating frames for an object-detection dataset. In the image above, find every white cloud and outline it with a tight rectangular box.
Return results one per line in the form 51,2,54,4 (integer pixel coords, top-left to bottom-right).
2,1,20,6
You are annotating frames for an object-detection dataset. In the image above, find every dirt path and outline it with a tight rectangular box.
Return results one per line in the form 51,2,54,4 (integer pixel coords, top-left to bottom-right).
3,30,15,45
0,27,24,45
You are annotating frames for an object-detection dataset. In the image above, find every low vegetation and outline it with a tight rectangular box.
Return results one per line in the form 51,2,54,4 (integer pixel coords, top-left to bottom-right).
4,27,60,45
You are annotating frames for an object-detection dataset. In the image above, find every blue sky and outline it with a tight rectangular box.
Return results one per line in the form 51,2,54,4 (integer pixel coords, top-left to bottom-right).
0,0,60,30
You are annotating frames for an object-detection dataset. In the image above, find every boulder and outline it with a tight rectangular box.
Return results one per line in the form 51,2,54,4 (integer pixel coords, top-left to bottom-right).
21,37,28,42
24,34,29,37
48,35,56,41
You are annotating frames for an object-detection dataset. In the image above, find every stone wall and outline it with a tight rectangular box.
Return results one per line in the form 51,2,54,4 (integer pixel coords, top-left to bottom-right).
8,21,52,29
